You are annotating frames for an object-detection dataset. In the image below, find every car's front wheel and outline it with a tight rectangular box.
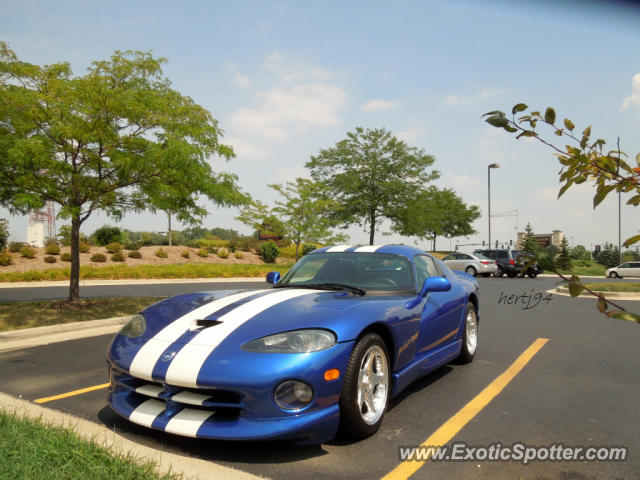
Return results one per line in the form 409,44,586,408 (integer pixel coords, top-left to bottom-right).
465,266,477,276
609,272,619,278
457,301,478,363
339,333,390,439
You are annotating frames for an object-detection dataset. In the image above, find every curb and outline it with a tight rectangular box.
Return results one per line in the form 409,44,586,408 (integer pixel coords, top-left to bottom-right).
0,391,263,480
0,277,268,289
551,287,640,301
0,316,131,353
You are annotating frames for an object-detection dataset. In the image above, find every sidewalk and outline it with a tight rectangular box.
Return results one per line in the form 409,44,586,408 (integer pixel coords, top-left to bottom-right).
0,277,267,289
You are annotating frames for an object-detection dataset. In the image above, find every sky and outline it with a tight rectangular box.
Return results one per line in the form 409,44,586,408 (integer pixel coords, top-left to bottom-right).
1,0,640,252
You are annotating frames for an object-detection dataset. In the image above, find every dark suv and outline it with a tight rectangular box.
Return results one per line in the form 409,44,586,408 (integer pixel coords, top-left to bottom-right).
473,249,543,278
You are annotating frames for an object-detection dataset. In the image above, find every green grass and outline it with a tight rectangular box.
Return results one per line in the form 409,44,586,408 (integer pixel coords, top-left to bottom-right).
557,263,607,276
582,282,640,292
0,297,165,332
0,410,180,480
0,262,294,283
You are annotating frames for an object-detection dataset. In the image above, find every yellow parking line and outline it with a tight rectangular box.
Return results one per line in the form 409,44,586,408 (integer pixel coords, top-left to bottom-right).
34,383,110,404
381,337,549,480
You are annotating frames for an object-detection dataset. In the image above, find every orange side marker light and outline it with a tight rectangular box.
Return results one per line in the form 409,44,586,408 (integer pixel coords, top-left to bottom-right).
324,369,340,381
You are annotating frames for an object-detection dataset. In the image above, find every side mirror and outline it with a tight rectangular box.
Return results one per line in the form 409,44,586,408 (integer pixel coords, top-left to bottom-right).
419,276,451,296
266,271,281,285
406,276,451,309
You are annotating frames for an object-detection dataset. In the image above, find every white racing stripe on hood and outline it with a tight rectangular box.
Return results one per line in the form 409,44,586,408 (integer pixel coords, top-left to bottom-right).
129,289,269,381
164,289,321,388
326,244,353,252
354,245,381,252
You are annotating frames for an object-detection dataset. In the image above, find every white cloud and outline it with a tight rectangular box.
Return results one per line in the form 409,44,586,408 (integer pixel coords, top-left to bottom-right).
234,73,252,88
443,88,500,107
361,98,399,112
620,73,640,111
229,52,347,140
451,175,481,187
226,137,268,160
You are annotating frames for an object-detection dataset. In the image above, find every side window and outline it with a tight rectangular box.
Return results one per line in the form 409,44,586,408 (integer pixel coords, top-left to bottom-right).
620,263,631,268
414,255,440,286
632,263,640,268
460,254,471,260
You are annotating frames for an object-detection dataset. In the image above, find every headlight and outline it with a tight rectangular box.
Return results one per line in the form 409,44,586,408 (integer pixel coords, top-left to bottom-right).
242,329,336,353
120,314,146,338
274,380,313,410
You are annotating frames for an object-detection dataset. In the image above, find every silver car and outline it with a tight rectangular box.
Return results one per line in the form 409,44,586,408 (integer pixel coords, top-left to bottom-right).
442,252,498,277
606,262,640,278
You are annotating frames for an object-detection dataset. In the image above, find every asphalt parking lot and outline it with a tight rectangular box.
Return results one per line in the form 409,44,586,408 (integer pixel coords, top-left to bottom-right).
1,276,639,479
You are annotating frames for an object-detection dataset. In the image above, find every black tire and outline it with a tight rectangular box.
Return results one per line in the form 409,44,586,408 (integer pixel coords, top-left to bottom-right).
506,271,516,278
609,272,619,279
457,301,478,364
339,333,390,439
465,266,477,277
528,271,538,278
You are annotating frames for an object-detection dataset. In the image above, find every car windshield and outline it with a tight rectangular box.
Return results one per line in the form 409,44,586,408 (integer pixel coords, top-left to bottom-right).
474,253,491,260
277,252,415,293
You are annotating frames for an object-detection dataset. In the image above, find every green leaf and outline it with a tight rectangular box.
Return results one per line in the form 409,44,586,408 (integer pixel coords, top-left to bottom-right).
554,129,563,136
557,181,573,199
482,110,505,117
485,115,508,128
580,135,588,149
626,194,640,206
516,130,537,139
563,118,575,131
568,280,584,297
544,107,556,124
607,311,640,323
511,103,527,114
597,296,607,313
593,184,616,208
582,125,591,137
503,125,518,133
623,234,640,247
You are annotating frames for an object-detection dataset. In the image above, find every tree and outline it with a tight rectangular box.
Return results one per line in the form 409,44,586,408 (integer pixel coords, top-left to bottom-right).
391,187,480,250
306,127,439,245
556,236,572,270
0,44,247,301
0,218,8,250
93,226,122,246
270,178,348,260
522,222,538,254
569,244,588,261
235,200,277,236
483,103,640,323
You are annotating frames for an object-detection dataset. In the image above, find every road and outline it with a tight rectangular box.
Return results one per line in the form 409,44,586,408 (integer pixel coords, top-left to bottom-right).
1,276,639,479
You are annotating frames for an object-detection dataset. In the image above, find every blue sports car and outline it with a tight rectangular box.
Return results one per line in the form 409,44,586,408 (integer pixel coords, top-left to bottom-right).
107,244,479,444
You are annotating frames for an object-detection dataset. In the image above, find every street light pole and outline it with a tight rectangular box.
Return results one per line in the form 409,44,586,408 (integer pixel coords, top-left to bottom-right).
488,163,500,249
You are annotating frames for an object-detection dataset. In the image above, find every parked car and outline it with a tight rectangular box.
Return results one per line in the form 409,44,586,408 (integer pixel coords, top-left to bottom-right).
473,249,543,278
107,244,479,444
442,252,498,277
606,262,640,278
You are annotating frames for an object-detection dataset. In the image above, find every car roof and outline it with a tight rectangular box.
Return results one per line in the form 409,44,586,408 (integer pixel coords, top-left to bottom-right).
312,244,428,259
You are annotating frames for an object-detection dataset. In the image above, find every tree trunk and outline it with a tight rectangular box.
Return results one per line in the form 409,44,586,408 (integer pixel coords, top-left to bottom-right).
168,212,172,247
369,210,376,245
295,241,301,261
432,235,437,252
69,215,81,302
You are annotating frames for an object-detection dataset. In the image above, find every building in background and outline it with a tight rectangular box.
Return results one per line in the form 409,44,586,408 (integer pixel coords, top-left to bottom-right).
26,202,56,247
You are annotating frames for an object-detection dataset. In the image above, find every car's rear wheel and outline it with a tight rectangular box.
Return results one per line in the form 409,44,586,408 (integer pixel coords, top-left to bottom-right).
609,272,619,278
465,266,477,276
528,271,538,278
457,302,478,363
339,333,390,439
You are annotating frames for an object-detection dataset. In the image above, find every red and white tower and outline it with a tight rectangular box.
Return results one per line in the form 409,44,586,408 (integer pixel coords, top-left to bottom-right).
27,202,56,247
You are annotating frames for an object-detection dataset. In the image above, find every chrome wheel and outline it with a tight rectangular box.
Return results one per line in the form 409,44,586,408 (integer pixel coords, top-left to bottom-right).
357,345,389,425
465,308,478,355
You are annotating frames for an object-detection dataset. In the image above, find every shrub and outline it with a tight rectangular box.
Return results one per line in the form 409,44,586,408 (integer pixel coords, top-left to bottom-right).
45,243,60,255
0,251,13,266
61,252,72,262
44,255,57,263
197,248,208,257
93,225,122,246
302,244,318,256
218,249,229,259
206,246,218,255
128,250,142,259
234,252,244,260
105,242,122,254
111,251,125,262
79,242,91,253
123,241,141,250
237,236,258,252
155,248,168,258
228,240,237,253
254,243,263,257
181,250,190,258
261,241,279,264
90,253,107,262
20,246,36,259
0,219,8,251
9,242,23,253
